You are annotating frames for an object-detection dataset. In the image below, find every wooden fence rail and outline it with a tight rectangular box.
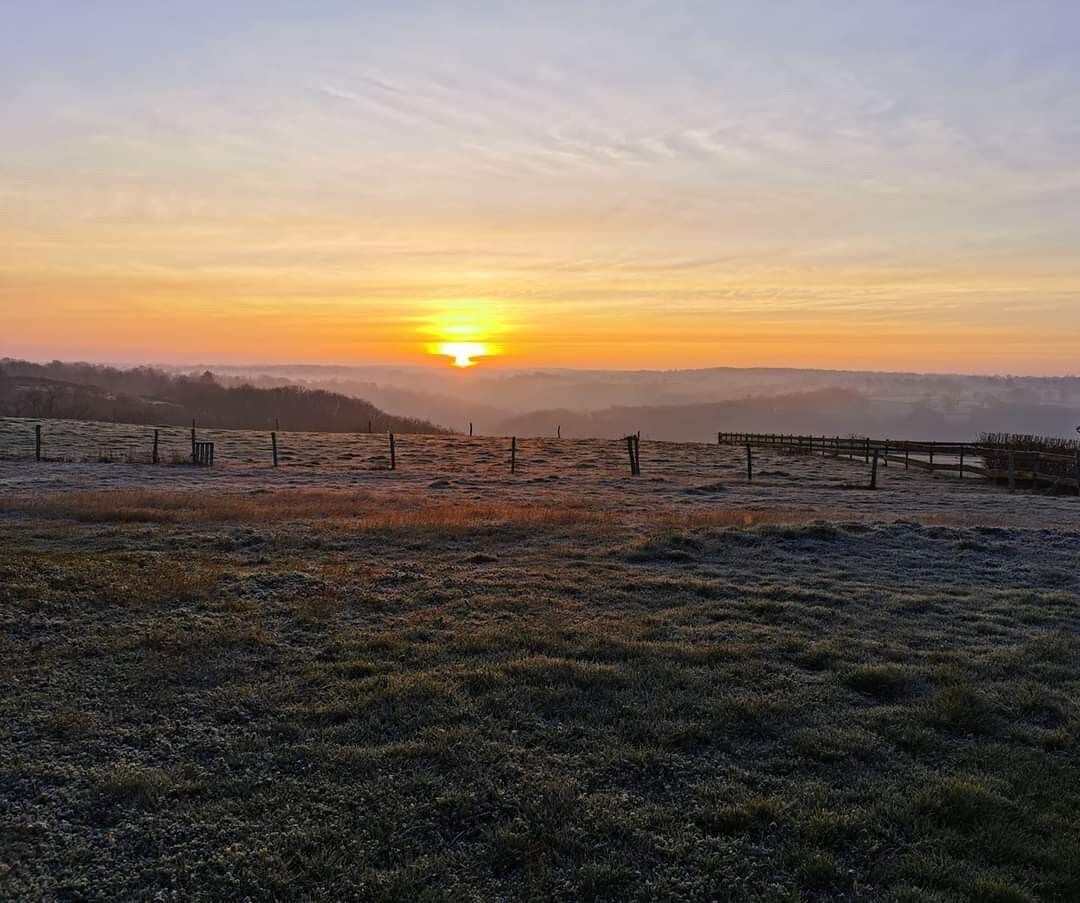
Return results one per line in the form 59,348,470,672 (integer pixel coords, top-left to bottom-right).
717,432,1080,494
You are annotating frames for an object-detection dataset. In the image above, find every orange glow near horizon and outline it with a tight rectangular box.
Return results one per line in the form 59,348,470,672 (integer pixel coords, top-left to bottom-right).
4,6,1080,377
3,245,1080,375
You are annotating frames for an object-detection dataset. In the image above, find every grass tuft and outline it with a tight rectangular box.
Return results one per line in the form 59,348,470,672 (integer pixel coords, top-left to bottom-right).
922,684,997,734
912,775,1008,827
95,763,171,810
794,848,843,889
698,794,782,835
844,663,916,701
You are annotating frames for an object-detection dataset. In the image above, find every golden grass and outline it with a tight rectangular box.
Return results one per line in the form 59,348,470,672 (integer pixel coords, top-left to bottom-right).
0,488,825,534
0,489,612,530
0,488,1048,531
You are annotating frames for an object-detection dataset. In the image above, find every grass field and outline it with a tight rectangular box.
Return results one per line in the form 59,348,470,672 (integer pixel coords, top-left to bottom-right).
2,484,1079,901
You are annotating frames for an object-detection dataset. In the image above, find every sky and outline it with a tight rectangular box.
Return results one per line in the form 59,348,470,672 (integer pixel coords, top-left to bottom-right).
2,1,1079,374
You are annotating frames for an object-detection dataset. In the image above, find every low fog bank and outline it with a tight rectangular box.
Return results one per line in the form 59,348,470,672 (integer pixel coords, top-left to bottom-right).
206,364,1080,441
6,358,1076,441
496,388,1080,442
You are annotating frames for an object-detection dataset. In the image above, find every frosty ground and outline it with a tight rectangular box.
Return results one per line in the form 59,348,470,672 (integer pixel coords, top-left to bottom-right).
3,417,1080,527
1,437,1078,901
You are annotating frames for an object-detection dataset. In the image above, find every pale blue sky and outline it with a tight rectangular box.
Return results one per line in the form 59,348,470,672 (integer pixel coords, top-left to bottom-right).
2,1,1078,371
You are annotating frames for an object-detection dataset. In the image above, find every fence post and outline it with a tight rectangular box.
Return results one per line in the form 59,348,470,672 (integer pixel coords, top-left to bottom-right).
511,436,517,474
271,431,278,467
883,440,889,467
626,435,637,476
389,433,396,470
191,418,196,462
557,425,561,439
746,444,753,482
152,429,159,464
1008,451,1015,493
35,424,42,461
929,446,934,468
469,422,473,437
864,438,869,464
870,449,879,490
634,435,641,475
718,431,722,446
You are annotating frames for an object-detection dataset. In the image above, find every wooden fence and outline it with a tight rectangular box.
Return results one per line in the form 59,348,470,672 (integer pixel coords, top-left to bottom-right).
718,432,1080,495
8,418,1079,496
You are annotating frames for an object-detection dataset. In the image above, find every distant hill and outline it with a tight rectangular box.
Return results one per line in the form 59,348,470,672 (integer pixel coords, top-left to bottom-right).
205,362,1080,439
209,371,504,436
0,360,451,434
495,387,1080,442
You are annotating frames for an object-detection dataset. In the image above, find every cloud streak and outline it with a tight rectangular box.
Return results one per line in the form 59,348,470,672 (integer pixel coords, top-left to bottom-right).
1,2,1078,372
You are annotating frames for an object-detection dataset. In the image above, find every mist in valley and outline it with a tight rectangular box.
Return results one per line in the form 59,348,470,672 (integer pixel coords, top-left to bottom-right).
202,364,1080,441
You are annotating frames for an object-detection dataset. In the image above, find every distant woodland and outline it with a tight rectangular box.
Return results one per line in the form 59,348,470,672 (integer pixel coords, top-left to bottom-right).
0,360,450,434
496,387,1080,443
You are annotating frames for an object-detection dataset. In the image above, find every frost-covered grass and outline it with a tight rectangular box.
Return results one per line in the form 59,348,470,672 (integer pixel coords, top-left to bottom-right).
1,493,1079,901
6,417,1080,534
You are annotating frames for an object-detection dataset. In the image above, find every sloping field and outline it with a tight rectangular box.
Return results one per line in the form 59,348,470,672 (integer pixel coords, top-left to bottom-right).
1,422,1079,900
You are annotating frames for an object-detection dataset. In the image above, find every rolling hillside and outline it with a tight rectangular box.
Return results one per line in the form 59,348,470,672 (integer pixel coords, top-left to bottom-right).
0,360,450,434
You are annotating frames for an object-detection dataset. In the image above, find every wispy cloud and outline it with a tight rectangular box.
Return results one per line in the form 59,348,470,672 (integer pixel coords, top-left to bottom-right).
2,2,1079,371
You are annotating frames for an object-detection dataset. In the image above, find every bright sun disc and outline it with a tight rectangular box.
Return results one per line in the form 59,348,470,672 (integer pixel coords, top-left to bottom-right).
438,341,488,367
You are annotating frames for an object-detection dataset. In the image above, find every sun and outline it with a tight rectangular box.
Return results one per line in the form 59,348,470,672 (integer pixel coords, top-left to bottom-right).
439,341,488,368
424,301,505,368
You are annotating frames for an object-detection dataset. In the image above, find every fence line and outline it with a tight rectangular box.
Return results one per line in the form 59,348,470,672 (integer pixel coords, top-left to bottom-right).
5,418,1078,497
717,432,1080,494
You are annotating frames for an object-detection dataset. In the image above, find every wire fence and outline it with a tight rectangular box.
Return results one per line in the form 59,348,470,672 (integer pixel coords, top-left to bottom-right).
718,432,1080,495
0,417,641,479
3,418,1079,497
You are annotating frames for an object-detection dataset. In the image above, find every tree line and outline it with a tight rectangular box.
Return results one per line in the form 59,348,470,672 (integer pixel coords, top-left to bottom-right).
0,359,450,434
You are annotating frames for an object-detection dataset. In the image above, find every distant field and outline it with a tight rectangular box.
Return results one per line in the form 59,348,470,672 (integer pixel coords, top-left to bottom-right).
1,430,1079,900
